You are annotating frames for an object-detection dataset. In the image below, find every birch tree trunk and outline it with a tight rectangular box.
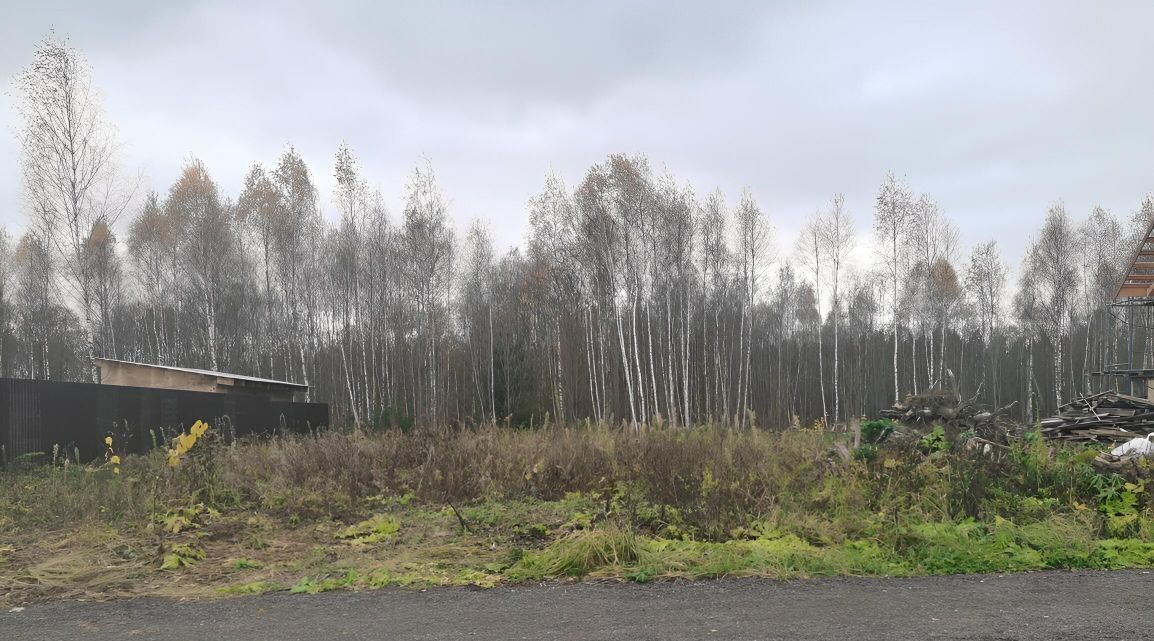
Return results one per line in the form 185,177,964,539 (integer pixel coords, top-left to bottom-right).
614,298,637,426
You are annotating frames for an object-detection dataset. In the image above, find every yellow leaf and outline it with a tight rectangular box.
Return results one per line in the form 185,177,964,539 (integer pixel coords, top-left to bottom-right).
192,421,209,438
112,467,120,475
110,455,121,465
104,436,113,447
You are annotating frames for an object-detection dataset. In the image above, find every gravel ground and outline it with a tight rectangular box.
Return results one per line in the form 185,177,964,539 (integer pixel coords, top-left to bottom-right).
3,570,1152,641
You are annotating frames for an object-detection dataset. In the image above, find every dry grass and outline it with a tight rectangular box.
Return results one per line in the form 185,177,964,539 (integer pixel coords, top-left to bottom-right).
2,423,1154,604
209,424,835,539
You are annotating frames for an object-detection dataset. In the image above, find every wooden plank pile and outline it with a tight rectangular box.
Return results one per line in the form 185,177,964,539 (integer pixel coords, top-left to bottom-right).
1040,391,1154,442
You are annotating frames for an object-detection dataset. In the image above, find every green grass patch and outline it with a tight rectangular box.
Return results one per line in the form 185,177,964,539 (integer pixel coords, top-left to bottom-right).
335,515,401,544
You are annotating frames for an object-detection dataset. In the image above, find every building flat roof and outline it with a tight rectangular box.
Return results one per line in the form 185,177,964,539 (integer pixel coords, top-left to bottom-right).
94,358,310,389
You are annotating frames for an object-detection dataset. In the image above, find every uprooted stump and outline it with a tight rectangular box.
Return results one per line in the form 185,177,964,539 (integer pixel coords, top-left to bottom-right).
878,389,1017,444
880,389,963,423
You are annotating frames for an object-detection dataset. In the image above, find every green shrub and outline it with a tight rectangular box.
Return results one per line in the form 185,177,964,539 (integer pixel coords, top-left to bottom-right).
860,419,895,445
918,425,949,454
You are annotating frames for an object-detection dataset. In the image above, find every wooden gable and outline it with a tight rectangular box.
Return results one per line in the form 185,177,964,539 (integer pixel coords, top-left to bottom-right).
1117,217,1154,299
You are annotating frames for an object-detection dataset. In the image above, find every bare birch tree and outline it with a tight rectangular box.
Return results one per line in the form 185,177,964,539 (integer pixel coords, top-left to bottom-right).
165,159,237,371
14,35,132,381
398,161,455,424
820,194,854,425
734,190,770,428
874,173,914,403
797,215,827,426
965,241,1006,402
1026,204,1079,409
460,221,496,424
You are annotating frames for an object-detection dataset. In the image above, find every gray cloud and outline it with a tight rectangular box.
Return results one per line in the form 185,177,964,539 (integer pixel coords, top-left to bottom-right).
2,0,1153,267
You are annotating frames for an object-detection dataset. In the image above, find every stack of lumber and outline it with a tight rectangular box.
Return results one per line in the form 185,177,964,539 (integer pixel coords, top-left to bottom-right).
1040,391,1154,442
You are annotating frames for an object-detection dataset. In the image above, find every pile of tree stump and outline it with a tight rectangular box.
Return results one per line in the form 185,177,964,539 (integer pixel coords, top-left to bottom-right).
1040,391,1154,443
878,389,1013,441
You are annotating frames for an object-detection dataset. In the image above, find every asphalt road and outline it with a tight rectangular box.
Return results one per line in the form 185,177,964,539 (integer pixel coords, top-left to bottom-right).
3,570,1151,641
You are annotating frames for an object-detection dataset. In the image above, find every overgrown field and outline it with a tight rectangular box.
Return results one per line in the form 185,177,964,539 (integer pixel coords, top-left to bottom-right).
2,422,1154,604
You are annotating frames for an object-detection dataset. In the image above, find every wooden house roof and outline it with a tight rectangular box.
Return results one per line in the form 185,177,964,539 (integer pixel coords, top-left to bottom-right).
1117,216,1154,300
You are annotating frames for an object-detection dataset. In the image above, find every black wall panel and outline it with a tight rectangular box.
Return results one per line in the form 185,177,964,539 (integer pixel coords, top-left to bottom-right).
0,378,329,462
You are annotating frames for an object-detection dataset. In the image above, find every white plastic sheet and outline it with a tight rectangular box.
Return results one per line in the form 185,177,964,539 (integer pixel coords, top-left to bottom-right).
1110,435,1154,457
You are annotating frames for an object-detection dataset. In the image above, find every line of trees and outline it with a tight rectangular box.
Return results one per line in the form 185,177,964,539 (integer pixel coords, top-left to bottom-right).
7,36,1154,429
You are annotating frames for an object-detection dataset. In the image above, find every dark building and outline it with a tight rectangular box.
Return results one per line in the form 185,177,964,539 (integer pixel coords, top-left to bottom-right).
0,363,328,464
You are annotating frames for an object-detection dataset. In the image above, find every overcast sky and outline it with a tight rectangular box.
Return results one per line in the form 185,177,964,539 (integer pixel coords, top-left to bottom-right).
2,0,1153,270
